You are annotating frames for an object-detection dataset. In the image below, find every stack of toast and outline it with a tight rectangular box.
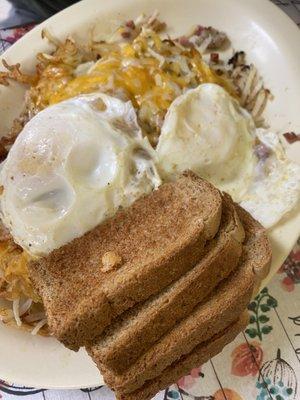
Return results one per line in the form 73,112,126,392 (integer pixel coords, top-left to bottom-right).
29,172,271,400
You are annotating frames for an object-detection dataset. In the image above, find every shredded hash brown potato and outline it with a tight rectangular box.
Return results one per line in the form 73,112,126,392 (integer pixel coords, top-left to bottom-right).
0,239,38,302
0,224,49,334
0,12,271,335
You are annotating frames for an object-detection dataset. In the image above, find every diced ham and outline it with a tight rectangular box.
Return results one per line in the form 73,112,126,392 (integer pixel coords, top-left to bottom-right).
283,132,300,144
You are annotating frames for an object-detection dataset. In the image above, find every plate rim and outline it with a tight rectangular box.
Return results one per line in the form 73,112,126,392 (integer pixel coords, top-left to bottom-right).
0,0,300,390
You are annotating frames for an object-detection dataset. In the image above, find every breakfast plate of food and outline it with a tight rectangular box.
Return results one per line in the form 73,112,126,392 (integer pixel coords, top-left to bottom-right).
0,0,299,395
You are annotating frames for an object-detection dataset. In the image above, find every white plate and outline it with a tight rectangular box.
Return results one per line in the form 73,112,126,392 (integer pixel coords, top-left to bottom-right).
0,0,300,390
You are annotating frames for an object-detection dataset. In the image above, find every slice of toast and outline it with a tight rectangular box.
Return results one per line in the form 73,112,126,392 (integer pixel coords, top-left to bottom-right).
95,204,271,394
117,313,249,400
87,193,244,373
28,172,222,350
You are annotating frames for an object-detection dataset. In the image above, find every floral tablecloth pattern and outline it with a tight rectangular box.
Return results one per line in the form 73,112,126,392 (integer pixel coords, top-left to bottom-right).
0,1,299,399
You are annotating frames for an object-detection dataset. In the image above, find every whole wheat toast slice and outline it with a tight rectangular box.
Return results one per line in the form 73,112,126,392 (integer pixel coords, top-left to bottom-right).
116,313,249,400
95,205,271,394
29,172,222,350
87,193,244,373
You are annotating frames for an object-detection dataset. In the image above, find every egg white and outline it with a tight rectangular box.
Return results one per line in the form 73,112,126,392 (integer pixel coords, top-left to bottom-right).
157,83,256,202
0,93,161,256
240,129,300,228
157,83,300,228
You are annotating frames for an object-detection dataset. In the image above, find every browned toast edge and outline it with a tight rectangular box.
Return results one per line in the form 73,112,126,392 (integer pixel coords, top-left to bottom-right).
116,313,249,400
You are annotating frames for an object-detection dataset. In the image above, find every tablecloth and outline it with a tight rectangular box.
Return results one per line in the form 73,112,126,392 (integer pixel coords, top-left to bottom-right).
0,1,299,399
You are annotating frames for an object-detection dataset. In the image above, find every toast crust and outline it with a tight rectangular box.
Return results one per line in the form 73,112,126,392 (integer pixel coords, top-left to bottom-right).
88,193,244,373
97,205,271,394
29,172,222,350
235,204,271,287
117,313,249,400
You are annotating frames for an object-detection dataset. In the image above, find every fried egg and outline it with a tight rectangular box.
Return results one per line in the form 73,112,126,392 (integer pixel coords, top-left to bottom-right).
239,129,300,228
0,93,161,256
157,83,300,228
157,83,256,201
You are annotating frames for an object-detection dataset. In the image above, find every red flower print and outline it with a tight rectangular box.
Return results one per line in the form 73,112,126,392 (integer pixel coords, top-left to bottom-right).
281,276,295,292
277,247,300,292
290,250,300,262
231,341,263,377
4,24,35,45
177,366,203,389
214,388,243,400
